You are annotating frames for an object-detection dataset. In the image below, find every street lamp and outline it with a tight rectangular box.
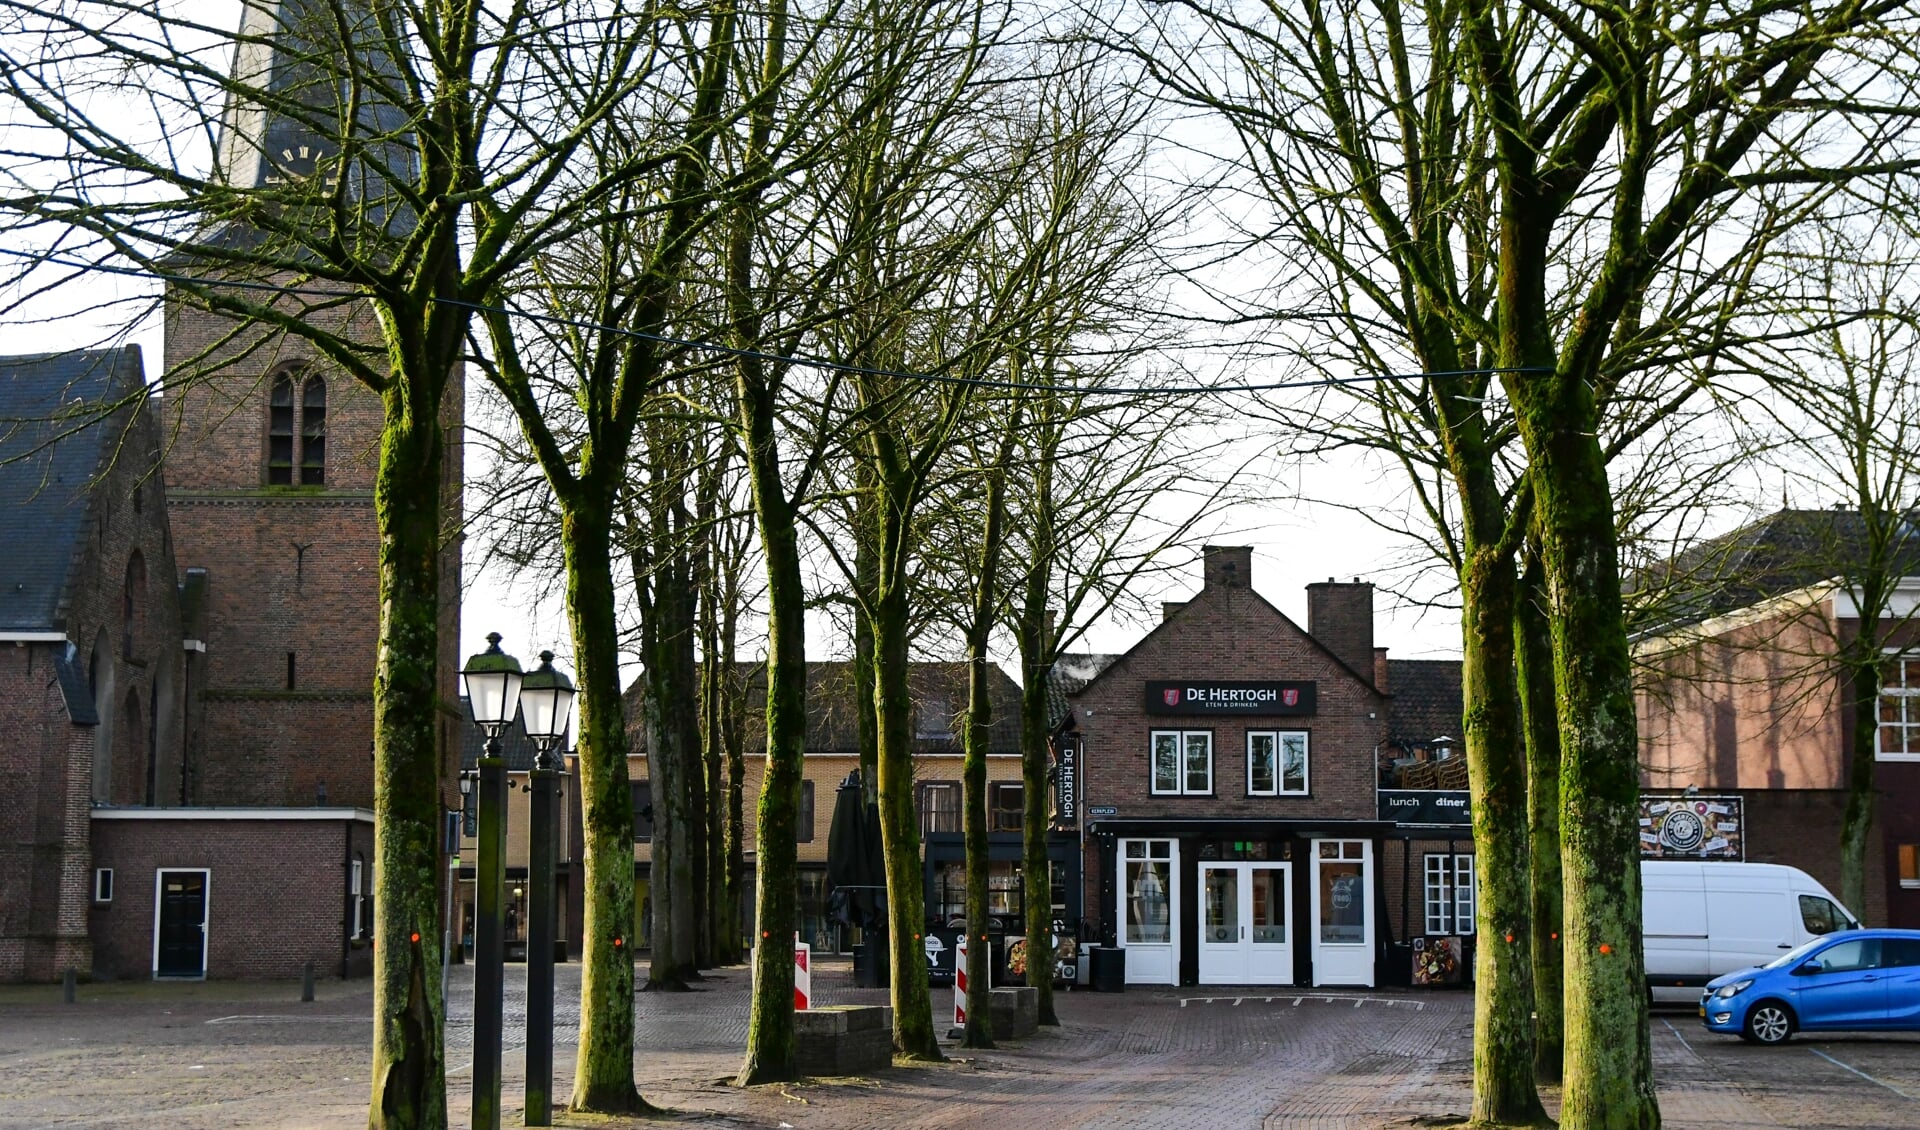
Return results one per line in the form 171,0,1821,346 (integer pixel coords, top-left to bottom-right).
462,633,522,1130
517,650,575,1127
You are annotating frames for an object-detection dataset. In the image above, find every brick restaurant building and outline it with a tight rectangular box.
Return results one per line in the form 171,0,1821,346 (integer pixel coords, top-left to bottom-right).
1063,546,1471,989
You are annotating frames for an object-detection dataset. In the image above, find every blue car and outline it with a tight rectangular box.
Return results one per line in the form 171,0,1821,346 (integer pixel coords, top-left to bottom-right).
1700,928,1920,1044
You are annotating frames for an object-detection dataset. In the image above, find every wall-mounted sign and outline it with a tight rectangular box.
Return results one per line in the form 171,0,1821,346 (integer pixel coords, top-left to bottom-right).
1144,680,1317,716
1050,734,1078,831
1087,805,1118,818
1639,794,1743,860
1378,789,1472,825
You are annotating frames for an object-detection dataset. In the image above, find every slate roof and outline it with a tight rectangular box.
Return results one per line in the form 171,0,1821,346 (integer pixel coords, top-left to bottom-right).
55,643,98,725
1046,653,1122,729
456,699,551,772
0,348,144,633
624,660,1027,757
1629,507,1920,637
1383,658,1463,747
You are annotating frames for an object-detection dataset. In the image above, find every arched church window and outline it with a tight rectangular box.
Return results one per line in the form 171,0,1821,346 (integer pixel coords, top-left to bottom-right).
301,376,327,485
268,374,296,484
267,369,327,486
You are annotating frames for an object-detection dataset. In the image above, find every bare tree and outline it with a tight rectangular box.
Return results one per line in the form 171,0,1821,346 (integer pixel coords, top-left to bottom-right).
0,2,717,1122
1750,220,1920,914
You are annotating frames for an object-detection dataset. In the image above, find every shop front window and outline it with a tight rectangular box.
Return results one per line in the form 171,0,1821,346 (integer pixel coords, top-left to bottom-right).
1124,839,1172,943
1318,840,1366,944
1423,854,1474,935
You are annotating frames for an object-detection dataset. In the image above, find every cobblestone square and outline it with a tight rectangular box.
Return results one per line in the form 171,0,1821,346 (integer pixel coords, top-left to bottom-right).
2,959,1916,1128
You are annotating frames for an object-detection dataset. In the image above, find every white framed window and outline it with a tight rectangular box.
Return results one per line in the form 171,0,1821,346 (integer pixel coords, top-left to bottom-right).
1900,844,1920,890
1423,854,1475,935
1247,731,1309,796
1151,730,1213,795
93,867,114,904
1122,839,1174,943
349,857,364,939
1878,653,1920,761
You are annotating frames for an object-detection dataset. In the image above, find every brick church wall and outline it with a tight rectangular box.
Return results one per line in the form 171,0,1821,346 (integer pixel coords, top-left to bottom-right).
0,366,184,981
89,815,373,980
162,284,463,810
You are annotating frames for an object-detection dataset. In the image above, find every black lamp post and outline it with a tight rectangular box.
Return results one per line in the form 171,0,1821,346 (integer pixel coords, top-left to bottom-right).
517,651,575,1127
461,633,522,1130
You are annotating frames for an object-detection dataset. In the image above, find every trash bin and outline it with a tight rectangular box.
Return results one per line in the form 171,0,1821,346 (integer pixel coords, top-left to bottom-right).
852,940,890,988
1089,944,1126,992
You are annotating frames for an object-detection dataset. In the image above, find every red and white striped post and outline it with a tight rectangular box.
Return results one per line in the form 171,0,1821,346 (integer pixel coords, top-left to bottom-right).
794,938,812,1011
953,935,968,1028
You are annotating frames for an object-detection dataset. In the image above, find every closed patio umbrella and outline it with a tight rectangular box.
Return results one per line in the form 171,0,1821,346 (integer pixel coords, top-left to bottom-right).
825,769,886,929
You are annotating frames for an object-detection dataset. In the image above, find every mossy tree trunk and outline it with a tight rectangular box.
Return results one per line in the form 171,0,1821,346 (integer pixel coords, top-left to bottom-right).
561,497,648,1114
872,547,942,1059
1017,431,1060,1028
960,425,1014,1048
854,469,882,810
1430,380,1546,1127
1503,378,1658,1130
368,365,451,1130
1457,548,1544,1125
730,371,804,1081
728,1,803,1079
1516,543,1564,1085
638,480,701,990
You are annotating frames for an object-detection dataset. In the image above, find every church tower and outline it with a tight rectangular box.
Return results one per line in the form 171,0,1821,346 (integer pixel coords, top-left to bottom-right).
162,0,463,809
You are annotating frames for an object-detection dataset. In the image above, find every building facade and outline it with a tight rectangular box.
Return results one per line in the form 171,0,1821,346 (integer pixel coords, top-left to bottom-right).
621,660,1074,953
1064,546,1470,989
1635,508,1918,928
0,4,463,982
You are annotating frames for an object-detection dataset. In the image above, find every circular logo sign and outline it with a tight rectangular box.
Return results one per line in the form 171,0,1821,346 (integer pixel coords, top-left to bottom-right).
1331,875,1356,910
1659,808,1706,853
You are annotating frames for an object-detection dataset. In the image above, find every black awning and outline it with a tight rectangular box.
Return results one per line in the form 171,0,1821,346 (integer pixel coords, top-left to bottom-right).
1085,817,1398,840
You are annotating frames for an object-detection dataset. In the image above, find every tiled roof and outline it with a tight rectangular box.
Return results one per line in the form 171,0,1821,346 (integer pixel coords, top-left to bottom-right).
1630,507,1920,636
1384,658,1462,747
624,660,1027,757
0,348,144,633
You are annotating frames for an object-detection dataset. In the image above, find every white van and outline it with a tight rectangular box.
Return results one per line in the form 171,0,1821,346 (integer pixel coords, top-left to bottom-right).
1642,861,1858,1004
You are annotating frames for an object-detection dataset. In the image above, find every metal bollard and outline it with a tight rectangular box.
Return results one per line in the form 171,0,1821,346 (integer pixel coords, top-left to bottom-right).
63,967,75,1004
301,960,315,1003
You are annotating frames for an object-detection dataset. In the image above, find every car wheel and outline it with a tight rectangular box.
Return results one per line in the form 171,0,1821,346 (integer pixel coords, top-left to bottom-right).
1742,1001,1794,1045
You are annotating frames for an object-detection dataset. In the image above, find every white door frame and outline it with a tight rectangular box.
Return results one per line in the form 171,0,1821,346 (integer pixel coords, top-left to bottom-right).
1118,838,1179,985
1197,862,1247,984
1198,861,1293,986
1311,840,1374,987
152,868,211,980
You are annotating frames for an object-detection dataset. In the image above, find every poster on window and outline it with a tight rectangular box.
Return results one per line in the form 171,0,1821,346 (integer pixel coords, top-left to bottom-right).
1412,936,1465,986
1638,794,1744,860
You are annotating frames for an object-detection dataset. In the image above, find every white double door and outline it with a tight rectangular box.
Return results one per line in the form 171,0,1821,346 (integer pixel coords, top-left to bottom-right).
1197,862,1292,985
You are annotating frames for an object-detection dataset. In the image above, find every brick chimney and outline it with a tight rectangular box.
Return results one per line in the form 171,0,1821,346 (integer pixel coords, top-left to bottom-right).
1203,545,1253,590
1373,647,1389,691
1306,577,1375,681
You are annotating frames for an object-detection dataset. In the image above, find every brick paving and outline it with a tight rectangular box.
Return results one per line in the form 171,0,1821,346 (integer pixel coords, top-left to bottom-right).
4,963,1919,1128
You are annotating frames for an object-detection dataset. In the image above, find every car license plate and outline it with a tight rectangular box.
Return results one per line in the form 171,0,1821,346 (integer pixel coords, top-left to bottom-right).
1698,1006,1706,1018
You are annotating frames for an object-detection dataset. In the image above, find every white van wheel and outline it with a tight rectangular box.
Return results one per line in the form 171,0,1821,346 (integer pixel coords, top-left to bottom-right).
1743,1002,1794,1045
